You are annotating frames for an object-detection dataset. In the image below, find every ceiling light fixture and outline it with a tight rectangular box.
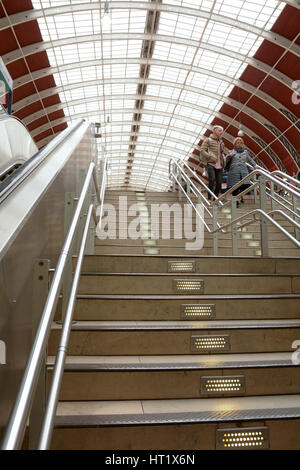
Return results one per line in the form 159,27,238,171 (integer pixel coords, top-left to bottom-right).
237,87,244,137
102,2,111,30
238,122,244,137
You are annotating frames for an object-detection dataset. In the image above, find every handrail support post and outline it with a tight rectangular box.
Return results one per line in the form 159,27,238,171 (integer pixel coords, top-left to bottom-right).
259,176,269,256
212,204,218,256
28,259,50,450
231,197,238,256
292,195,299,240
61,192,75,323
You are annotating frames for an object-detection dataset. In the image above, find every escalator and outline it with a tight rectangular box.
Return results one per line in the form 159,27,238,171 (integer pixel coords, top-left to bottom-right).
0,115,38,185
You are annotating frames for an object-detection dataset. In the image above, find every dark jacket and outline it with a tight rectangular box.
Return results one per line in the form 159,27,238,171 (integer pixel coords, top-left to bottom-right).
225,148,256,188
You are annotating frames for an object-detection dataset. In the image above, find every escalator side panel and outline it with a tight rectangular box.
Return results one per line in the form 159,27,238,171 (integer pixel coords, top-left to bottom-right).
0,121,96,443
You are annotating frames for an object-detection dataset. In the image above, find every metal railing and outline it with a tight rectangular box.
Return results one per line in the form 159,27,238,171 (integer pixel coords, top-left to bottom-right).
169,159,300,256
1,156,107,450
271,170,300,191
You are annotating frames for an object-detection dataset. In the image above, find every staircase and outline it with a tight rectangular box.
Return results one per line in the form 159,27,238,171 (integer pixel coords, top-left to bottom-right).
49,190,300,450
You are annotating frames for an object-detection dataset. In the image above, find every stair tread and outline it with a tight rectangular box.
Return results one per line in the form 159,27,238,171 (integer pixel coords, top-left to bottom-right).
55,394,300,426
47,352,295,370
79,254,300,259
80,272,300,277
51,319,300,330
76,293,300,299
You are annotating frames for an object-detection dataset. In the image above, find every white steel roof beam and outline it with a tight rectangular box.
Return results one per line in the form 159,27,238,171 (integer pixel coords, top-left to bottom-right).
17,59,298,132
2,33,295,89
0,1,299,54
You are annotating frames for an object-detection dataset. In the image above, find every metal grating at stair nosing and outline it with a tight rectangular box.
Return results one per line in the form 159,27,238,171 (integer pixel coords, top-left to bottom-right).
80,254,300,260
54,407,300,428
76,294,300,300
55,321,300,331
52,359,296,372
80,272,300,278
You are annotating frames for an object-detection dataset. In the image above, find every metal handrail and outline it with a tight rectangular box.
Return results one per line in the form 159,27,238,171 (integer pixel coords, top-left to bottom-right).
271,170,300,191
169,158,300,256
38,204,94,449
171,158,219,203
175,163,300,248
211,208,300,249
171,159,300,206
267,190,300,220
1,161,102,450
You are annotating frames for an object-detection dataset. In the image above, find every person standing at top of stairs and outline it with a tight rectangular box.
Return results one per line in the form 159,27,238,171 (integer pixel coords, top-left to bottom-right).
200,125,228,201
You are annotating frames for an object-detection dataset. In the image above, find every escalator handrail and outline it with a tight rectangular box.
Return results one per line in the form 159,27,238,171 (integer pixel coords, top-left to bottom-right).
0,119,85,204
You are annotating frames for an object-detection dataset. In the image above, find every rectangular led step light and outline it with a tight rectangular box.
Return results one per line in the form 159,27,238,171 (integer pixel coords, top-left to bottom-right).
190,335,230,352
173,279,204,293
200,375,245,395
144,248,160,255
248,241,260,247
168,261,196,273
216,426,269,450
181,304,216,320
143,240,156,246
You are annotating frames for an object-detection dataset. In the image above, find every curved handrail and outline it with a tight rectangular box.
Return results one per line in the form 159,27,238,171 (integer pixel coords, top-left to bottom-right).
171,158,300,207
169,157,300,255
267,190,300,220
211,207,300,249
0,119,85,204
0,114,38,177
271,170,300,191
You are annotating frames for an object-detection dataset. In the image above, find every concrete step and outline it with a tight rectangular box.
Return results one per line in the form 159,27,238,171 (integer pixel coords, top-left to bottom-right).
49,319,300,355
51,395,300,449
47,352,300,401
79,254,300,274
103,212,295,227
94,238,298,250
78,273,300,295
93,244,300,257
56,292,300,321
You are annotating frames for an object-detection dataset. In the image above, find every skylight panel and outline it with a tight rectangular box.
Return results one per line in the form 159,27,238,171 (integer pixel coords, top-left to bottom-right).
180,0,215,10
146,84,181,101
31,0,288,191
153,42,196,64
149,66,188,84
203,22,258,55
159,10,206,43
171,118,199,135
148,115,171,126
111,112,132,121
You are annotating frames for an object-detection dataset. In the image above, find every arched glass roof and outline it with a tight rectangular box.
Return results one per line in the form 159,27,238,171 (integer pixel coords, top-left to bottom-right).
1,0,299,190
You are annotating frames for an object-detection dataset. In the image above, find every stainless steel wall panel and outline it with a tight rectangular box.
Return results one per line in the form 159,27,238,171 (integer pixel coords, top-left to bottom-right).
0,121,96,442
